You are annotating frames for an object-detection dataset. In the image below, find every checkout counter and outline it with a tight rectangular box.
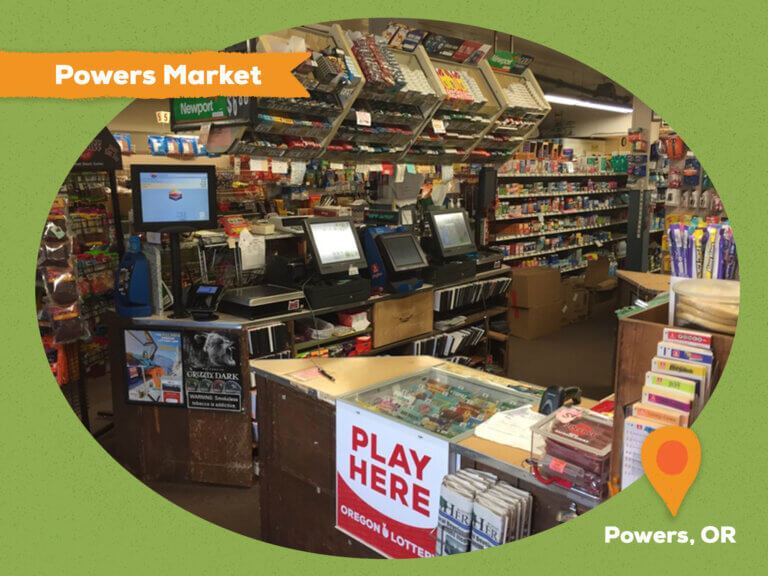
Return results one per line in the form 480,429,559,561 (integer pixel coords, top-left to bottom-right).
250,356,601,558
107,260,514,484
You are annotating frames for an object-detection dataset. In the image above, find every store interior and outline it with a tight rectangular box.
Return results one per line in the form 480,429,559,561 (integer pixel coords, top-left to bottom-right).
37,19,739,557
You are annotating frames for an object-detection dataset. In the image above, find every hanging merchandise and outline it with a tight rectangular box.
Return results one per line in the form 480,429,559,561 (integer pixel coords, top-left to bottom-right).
667,222,737,280
663,133,687,160
38,195,90,345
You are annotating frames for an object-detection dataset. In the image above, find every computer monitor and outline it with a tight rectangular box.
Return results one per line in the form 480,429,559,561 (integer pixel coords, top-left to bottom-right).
376,231,429,275
428,208,476,259
131,164,217,232
304,217,368,276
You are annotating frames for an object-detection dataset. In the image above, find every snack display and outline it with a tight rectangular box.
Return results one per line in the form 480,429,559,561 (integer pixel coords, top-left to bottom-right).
673,278,739,335
348,367,539,439
530,406,613,497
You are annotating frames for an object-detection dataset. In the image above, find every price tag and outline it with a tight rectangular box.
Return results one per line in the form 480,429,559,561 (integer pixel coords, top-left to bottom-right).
271,159,289,175
431,119,446,134
249,157,269,171
156,110,170,124
356,110,371,127
198,122,211,146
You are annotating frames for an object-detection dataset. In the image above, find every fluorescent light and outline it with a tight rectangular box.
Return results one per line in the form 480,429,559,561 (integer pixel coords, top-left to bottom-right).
544,94,633,114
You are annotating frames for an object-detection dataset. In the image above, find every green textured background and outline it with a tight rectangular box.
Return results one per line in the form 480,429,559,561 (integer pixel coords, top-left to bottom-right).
1,1,764,573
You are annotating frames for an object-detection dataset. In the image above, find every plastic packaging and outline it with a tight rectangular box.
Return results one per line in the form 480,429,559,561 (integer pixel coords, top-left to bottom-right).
50,302,90,345
531,406,613,497
44,267,79,305
673,278,739,334
42,216,69,242
38,240,71,267
297,317,335,341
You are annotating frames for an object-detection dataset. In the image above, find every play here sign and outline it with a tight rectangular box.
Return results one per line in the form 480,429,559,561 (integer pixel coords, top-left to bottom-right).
335,400,450,559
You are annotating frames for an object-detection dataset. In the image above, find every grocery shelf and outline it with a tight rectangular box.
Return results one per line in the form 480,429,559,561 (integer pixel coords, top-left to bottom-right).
294,327,372,352
493,204,629,221
492,220,629,242
500,234,627,261
434,306,508,335
499,172,628,179
497,187,630,200
483,67,550,159
487,330,508,342
560,262,589,274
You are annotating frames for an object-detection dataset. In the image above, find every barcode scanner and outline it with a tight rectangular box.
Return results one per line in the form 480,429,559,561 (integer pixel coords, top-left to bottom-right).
539,386,582,415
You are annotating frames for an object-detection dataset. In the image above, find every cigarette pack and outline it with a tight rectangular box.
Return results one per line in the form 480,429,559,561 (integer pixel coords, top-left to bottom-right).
663,327,712,350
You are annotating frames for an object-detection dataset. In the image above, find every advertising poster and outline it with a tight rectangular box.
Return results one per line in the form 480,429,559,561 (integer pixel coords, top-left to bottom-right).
3,3,767,575
336,399,450,559
124,330,184,405
183,330,242,412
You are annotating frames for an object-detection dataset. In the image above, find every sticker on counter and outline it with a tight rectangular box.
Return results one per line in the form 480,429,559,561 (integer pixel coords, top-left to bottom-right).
183,330,242,412
125,329,184,406
288,367,323,382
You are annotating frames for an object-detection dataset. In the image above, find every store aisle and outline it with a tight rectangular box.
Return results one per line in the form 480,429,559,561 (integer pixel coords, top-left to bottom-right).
506,311,618,400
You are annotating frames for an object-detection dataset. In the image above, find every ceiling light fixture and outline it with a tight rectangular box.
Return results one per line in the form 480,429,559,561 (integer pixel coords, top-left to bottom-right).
544,94,633,114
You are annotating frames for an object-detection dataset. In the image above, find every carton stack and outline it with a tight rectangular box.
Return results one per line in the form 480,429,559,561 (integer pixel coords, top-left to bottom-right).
508,267,561,340
561,276,589,325
584,256,619,317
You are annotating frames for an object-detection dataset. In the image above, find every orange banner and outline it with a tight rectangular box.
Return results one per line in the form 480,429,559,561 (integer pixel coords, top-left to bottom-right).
0,51,310,98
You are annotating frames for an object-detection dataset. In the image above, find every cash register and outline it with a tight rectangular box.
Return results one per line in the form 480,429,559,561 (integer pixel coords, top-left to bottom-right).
423,208,478,285
375,231,429,293
302,217,371,308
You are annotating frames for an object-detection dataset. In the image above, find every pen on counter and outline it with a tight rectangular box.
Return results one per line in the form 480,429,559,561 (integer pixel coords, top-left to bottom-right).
317,367,335,382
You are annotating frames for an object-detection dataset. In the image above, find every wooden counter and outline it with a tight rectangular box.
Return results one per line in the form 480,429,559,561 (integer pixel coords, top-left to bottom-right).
108,313,253,487
617,270,672,293
252,357,603,556
251,356,443,403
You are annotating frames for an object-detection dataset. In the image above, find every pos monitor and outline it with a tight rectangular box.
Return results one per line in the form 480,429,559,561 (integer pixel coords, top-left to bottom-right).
130,164,217,318
131,164,217,232
303,217,368,276
376,231,429,275
428,208,476,259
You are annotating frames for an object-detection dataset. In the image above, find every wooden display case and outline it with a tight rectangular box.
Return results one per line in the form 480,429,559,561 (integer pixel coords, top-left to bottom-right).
407,58,504,163
254,24,365,156
610,303,734,480
330,33,446,162
478,68,551,161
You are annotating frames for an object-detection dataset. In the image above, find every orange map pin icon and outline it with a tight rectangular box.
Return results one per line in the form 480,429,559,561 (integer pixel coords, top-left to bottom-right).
641,426,701,516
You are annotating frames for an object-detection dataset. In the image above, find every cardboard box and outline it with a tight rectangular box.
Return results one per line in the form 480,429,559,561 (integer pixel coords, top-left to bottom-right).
560,277,589,325
509,302,562,340
585,257,608,287
372,289,433,348
560,280,575,326
589,288,619,317
510,267,561,308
